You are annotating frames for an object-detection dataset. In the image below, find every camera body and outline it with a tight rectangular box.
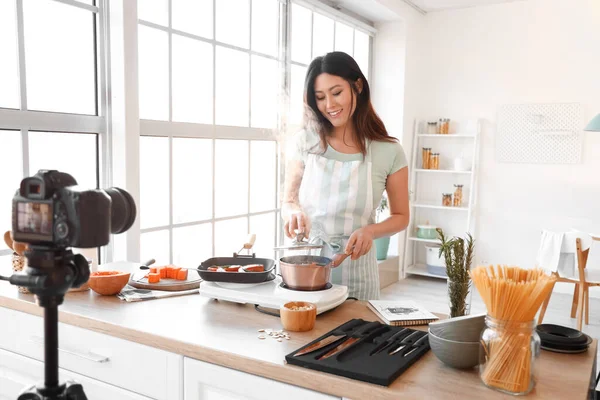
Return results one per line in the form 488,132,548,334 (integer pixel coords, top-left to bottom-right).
12,170,135,248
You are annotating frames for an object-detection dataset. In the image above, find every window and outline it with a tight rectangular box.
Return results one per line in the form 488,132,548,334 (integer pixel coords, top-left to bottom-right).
138,0,282,266
289,2,372,128
0,0,104,261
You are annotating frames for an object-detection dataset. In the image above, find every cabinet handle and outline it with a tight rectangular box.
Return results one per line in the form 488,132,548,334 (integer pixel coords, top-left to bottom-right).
30,336,110,363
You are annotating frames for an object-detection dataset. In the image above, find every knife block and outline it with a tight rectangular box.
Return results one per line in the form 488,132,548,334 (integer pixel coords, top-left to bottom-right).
285,319,430,386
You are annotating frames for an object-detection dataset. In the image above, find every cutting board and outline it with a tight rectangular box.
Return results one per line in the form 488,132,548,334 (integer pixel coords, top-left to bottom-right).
128,270,201,292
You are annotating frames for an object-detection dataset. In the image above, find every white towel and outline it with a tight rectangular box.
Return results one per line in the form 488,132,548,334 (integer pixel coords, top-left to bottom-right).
536,231,564,273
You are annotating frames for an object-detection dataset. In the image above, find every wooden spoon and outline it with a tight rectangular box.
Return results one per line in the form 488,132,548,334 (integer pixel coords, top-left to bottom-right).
3,231,13,251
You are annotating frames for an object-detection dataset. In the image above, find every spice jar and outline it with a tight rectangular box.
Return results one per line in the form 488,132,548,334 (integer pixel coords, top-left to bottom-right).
453,184,463,207
479,316,541,395
427,122,437,134
442,193,452,207
430,153,439,170
422,148,431,169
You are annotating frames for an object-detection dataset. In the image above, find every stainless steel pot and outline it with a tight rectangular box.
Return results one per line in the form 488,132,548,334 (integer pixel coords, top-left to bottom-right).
279,253,350,291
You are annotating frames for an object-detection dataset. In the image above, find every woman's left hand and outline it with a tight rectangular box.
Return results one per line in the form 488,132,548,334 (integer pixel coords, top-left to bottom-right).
345,226,375,261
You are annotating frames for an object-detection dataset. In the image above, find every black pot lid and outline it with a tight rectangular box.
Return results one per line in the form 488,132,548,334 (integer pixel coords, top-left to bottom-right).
536,324,591,347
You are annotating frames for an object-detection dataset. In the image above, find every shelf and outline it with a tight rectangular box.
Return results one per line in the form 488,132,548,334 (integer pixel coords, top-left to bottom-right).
414,169,472,174
411,202,469,211
405,264,448,280
408,237,440,244
417,134,475,138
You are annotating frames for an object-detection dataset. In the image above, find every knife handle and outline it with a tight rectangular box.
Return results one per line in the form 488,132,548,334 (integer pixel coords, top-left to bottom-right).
350,321,382,338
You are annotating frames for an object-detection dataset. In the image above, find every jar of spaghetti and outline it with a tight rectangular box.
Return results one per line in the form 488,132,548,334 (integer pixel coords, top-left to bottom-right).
479,316,541,395
453,184,463,207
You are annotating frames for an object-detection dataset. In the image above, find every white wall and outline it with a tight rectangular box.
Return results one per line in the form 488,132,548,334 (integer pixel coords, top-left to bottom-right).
407,0,600,293
371,1,425,265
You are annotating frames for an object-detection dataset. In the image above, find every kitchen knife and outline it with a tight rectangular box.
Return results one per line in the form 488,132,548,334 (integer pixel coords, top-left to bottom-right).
369,328,409,356
402,334,429,358
389,331,428,356
318,321,383,360
293,319,365,357
387,330,422,355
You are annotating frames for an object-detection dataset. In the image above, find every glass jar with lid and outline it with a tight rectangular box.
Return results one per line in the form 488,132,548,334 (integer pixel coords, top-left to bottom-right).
442,193,452,207
427,122,437,134
453,184,463,207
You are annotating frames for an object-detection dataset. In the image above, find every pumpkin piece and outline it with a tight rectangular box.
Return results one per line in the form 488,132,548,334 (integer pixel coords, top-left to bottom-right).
147,273,160,284
176,269,188,281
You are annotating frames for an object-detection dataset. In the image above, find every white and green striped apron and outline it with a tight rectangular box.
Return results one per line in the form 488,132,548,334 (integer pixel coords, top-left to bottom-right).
298,143,380,300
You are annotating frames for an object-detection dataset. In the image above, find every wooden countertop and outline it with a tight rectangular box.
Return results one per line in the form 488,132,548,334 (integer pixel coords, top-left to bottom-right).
0,285,595,400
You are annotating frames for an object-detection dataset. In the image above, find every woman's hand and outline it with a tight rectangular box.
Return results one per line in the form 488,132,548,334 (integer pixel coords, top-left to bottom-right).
345,226,375,261
283,211,311,239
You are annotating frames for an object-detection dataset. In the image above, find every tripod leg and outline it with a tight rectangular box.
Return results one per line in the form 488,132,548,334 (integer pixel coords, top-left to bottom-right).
45,306,59,390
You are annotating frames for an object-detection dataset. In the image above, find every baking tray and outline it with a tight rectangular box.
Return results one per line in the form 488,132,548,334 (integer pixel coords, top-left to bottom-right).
198,254,276,283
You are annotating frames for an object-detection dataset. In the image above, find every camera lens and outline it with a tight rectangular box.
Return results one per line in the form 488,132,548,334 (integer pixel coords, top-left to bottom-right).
104,188,137,234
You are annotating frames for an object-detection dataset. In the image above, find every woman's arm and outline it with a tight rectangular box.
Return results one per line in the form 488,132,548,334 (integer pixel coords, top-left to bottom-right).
281,159,310,238
369,166,410,238
345,167,409,259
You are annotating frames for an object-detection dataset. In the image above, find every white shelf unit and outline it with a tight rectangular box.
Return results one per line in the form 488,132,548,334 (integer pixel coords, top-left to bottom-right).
402,119,481,280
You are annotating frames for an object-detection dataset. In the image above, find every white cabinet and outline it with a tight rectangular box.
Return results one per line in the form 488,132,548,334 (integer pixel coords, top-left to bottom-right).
0,307,183,400
184,358,339,400
0,348,152,400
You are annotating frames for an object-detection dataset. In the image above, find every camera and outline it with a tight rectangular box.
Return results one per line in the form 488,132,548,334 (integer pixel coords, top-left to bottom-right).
12,170,136,248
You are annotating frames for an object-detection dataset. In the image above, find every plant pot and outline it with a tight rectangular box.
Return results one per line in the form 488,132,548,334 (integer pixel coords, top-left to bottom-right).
447,279,473,318
375,236,390,261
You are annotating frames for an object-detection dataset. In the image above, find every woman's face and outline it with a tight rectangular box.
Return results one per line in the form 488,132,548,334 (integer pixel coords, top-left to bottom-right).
313,73,355,129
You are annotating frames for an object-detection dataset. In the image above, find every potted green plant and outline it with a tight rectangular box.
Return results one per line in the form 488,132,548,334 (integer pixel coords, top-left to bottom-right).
374,193,390,260
437,228,475,317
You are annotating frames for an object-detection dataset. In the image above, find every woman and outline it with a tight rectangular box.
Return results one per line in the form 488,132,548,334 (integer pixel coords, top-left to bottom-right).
282,52,409,300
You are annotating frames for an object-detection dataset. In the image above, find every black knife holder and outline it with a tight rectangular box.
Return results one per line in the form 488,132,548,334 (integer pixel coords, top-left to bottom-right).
285,319,430,386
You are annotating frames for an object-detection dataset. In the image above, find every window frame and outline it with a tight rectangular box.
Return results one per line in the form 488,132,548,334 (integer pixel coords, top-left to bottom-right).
0,0,108,260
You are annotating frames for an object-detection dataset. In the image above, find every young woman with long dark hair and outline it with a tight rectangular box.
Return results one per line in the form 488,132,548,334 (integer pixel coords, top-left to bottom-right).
282,51,409,300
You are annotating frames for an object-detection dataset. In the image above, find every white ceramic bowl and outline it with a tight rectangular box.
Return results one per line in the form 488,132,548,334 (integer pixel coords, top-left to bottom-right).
428,329,480,369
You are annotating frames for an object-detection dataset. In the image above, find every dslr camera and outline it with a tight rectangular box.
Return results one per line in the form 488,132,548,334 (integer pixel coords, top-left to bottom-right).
12,170,136,248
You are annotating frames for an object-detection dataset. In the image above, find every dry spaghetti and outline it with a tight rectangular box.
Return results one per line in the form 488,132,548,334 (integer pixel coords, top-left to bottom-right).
470,265,556,394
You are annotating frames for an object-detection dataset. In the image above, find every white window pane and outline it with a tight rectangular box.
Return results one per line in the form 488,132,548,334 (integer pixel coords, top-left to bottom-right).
215,47,249,127
290,64,307,127
251,56,278,129
172,35,213,124
249,213,275,259
312,13,333,59
291,4,311,64
250,141,276,213
173,138,212,224
215,217,247,258
215,140,248,218
173,223,212,267
141,230,169,266
251,0,278,57
0,1,19,109
138,26,169,121
172,0,213,38
216,0,249,49
354,30,370,79
140,137,169,228
0,131,22,250
335,22,353,56
23,0,95,114
138,0,168,26
29,132,97,189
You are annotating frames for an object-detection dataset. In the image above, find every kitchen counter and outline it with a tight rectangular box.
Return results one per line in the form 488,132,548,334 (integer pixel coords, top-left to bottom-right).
0,284,596,400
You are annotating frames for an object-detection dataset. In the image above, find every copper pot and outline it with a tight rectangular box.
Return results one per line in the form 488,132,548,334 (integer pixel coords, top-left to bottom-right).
279,253,350,291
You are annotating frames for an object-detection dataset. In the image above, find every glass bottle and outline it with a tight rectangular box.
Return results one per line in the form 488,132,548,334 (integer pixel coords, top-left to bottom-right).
442,193,452,207
427,122,437,134
453,184,463,207
479,316,541,395
422,148,431,169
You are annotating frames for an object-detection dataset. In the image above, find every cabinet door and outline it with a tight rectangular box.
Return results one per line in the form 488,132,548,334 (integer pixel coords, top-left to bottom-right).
184,357,339,400
0,349,152,400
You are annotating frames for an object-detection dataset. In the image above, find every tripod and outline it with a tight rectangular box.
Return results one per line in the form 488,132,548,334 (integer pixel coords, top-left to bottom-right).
5,246,90,400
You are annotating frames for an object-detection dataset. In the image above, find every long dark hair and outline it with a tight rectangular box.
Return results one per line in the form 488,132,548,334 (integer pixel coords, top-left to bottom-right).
303,51,396,156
